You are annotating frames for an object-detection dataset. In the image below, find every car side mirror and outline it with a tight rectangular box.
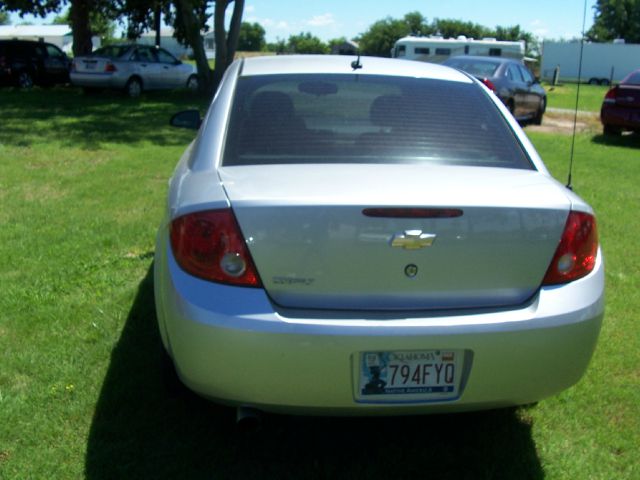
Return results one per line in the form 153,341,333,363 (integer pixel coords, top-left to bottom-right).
170,110,201,130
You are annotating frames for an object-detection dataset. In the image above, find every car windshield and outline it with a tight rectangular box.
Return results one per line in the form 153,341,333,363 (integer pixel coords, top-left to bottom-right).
92,45,130,58
445,60,500,77
222,74,531,169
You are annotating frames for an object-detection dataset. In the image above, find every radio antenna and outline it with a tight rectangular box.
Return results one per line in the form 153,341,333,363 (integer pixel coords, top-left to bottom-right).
567,0,589,190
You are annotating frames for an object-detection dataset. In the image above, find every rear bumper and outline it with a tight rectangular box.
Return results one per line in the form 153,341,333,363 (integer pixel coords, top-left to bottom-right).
601,105,640,130
70,72,125,89
155,236,605,415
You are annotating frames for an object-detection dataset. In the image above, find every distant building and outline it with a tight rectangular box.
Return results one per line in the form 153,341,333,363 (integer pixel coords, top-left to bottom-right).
331,40,359,56
0,25,101,53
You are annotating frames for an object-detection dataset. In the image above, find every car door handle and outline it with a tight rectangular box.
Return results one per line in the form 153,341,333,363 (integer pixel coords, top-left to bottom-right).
140,63,147,67
163,66,169,69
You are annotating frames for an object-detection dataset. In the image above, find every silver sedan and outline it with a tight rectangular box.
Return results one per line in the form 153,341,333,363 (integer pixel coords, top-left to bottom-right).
70,44,197,97
154,55,604,415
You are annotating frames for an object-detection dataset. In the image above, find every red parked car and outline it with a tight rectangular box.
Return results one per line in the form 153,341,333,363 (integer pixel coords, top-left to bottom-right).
601,69,640,135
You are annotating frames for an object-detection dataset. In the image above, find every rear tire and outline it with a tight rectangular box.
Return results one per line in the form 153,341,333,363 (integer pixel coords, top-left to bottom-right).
532,98,546,125
125,77,142,98
17,71,34,89
603,124,622,136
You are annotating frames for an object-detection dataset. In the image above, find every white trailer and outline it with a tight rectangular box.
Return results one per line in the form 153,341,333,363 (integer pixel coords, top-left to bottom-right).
541,40,640,85
391,36,525,63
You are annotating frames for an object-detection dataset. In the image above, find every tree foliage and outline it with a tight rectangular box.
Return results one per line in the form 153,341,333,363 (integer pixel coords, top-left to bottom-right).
285,32,328,54
587,0,640,43
0,11,10,25
237,21,265,51
357,13,539,58
357,12,429,57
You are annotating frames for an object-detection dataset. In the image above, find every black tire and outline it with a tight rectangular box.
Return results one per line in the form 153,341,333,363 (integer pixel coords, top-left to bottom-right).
532,97,546,125
603,124,622,136
506,99,515,116
125,77,143,98
17,71,34,89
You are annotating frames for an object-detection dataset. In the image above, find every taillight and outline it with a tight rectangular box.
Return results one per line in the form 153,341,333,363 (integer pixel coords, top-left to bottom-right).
603,86,617,105
481,78,496,92
170,209,261,287
542,211,598,286
105,62,117,73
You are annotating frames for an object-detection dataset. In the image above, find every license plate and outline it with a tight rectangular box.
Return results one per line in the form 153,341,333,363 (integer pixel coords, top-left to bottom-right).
84,62,96,70
358,350,461,402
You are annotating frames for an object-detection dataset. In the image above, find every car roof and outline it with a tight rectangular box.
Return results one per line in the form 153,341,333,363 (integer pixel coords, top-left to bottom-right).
239,55,472,83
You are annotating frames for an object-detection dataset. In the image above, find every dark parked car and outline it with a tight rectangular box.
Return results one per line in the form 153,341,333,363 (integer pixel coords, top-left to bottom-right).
600,69,640,135
443,55,546,124
0,40,70,88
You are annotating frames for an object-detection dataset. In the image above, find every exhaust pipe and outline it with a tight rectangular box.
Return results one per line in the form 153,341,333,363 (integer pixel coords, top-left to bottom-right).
236,406,262,431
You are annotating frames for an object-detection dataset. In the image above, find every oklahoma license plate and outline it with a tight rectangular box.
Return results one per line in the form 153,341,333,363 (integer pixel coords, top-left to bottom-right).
358,350,461,402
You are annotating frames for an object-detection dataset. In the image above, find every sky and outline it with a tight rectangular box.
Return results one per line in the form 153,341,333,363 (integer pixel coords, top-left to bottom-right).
9,0,597,43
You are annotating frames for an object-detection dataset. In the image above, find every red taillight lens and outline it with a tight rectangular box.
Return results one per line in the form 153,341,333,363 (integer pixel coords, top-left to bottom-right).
481,78,496,92
105,62,117,73
542,211,598,286
170,209,261,287
603,86,617,105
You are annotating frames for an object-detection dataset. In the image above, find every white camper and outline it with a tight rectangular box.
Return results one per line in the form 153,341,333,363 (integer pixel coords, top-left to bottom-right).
541,40,640,85
392,36,525,64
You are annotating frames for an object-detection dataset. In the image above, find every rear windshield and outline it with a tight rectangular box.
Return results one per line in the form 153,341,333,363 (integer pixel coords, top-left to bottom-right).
445,59,500,77
622,71,640,85
92,45,130,58
222,74,531,169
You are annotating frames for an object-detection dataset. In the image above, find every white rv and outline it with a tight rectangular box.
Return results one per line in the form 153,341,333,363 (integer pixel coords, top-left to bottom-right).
392,36,525,63
541,40,640,85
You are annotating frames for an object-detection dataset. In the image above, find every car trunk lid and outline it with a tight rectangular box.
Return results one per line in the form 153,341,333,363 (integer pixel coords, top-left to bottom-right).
219,164,570,311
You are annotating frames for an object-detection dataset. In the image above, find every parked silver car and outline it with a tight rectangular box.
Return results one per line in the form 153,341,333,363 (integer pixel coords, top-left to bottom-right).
444,55,547,124
155,55,603,416
70,44,197,97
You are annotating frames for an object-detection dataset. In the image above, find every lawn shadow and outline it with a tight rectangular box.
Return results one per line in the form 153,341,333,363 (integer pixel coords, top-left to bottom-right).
85,266,543,480
591,132,640,149
0,87,207,149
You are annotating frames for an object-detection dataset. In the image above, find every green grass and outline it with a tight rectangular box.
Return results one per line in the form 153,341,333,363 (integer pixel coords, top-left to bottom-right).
1,87,639,479
543,82,609,112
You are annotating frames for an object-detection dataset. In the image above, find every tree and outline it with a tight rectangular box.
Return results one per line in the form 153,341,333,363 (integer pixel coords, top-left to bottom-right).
0,11,10,25
52,7,115,40
122,0,244,94
432,19,491,39
286,32,328,54
3,0,113,56
357,12,430,57
237,21,265,51
587,0,640,43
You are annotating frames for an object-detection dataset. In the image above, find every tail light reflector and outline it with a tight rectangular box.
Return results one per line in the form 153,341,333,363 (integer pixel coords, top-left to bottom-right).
603,86,617,105
170,209,261,287
481,78,496,92
105,62,117,73
542,211,598,286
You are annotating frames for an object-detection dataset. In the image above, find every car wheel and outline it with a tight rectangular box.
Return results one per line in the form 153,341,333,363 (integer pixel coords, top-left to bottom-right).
125,77,142,98
186,74,199,92
532,98,546,125
506,99,515,116
603,124,622,136
17,71,34,89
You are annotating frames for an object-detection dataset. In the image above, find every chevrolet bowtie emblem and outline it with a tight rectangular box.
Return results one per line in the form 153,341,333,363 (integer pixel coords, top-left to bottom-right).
391,230,436,249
